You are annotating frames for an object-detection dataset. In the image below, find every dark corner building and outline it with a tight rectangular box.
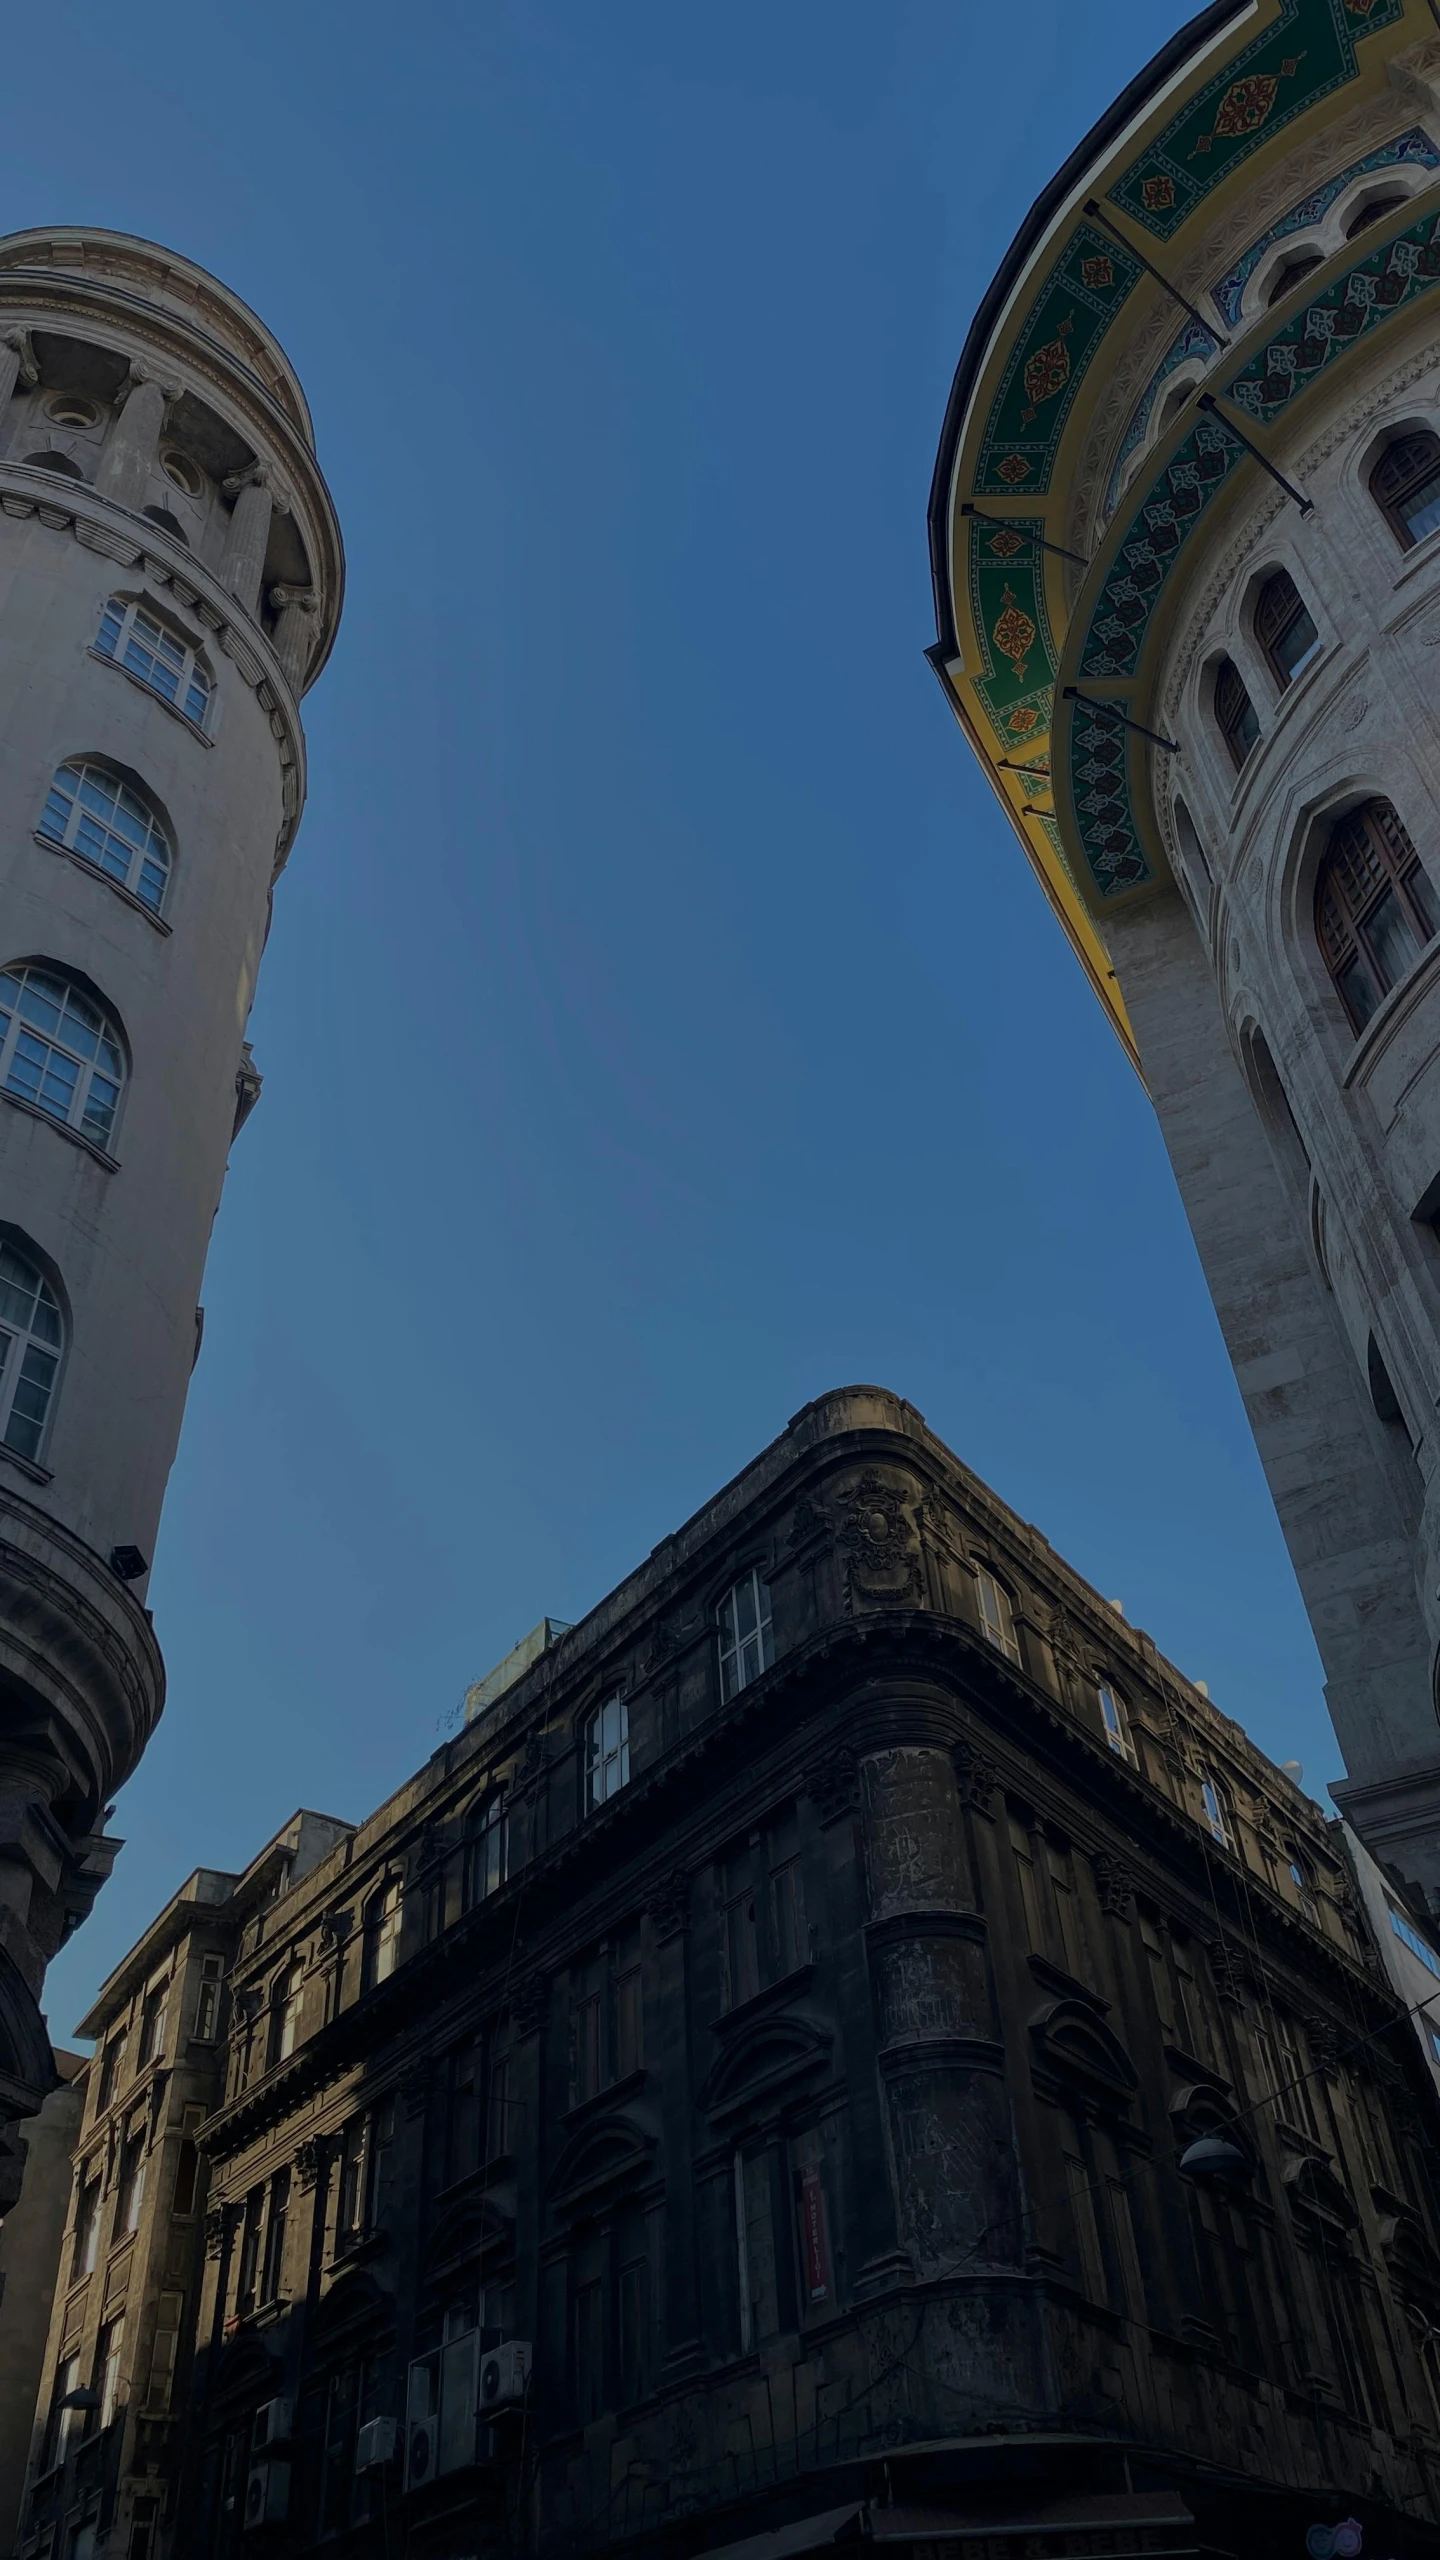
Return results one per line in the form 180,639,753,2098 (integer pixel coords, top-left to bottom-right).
21,1392,1440,2560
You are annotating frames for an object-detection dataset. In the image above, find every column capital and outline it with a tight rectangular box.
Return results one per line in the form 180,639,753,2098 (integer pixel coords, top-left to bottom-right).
2,330,38,386
268,583,317,614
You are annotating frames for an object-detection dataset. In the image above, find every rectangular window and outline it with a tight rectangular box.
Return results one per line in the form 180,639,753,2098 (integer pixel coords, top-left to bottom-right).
574,2273,604,2422
735,2148,780,2352
1045,1840,1087,1980
1390,1904,1440,1979
719,1844,759,2012
45,2352,79,2468
366,2102,395,2234
143,2292,184,2414
127,2497,159,2560
136,1982,168,2070
1139,1914,1177,2040
115,2127,147,2238
260,2169,289,2304
585,1696,630,1811
320,2362,359,2533
172,2140,200,2221
1008,1815,1044,1955
486,2051,511,2159
976,1567,1021,1664
336,2118,367,2250
1062,2127,1105,2302
96,2317,124,2430
235,2189,263,2315
72,2174,101,2280
768,1809,806,1978
96,2037,124,2116
614,1928,643,2078
719,1571,775,1702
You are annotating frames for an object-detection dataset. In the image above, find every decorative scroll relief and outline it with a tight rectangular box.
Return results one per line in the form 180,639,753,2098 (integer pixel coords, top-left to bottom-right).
974,224,1143,496
1226,199,1440,420
966,516,1057,750
1065,702,1153,899
1081,414,1246,683
1108,0,1404,244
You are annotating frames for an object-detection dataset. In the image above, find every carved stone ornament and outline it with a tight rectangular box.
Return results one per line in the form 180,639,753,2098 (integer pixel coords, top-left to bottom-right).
1207,1940,1252,2005
807,1749,861,1826
293,2137,330,2193
401,2058,435,2118
1092,1852,1137,1921
203,2205,232,2260
785,1491,829,1552
837,1470,923,1607
1307,2018,1345,2078
647,1868,691,1941
951,1741,999,1817
510,1973,550,2038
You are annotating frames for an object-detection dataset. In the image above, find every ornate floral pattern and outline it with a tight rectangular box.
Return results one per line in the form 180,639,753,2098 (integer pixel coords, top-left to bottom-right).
1081,414,1245,683
1226,202,1440,423
975,222,1141,495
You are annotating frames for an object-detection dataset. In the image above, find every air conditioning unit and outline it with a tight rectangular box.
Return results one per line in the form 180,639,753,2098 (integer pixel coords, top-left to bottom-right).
405,2412,438,2493
243,2460,290,2530
478,2340,531,2411
356,2415,397,2472
251,2398,292,2451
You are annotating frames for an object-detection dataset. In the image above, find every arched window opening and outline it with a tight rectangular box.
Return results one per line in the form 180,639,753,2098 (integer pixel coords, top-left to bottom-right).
141,504,189,547
1345,187,1407,240
1287,1851,1318,1920
95,597,211,728
363,1880,403,1990
1254,569,1320,687
719,1570,774,1702
1200,1774,1233,1848
0,964,125,1149
0,1242,62,1464
1316,799,1437,1030
1265,250,1323,308
1369,430,1440,549
584,1696,630,1813
1097,1681,1138,1766
1214,658,1259,767
975,1566,1021,1665
159,448,203,498
1157,379,1193,435
39,761,171,913
23,448,84,479
466,1791,508,1904
269,1961,304,2066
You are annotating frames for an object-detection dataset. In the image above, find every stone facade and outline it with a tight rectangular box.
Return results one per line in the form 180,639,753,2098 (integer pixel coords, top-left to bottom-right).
20,1393,1440,2559
0,227,342,2197
928,4,1440,1897
0,2054,85,2552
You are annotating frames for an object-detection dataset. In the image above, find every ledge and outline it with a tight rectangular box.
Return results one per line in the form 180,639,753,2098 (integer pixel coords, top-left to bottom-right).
0,1442,52,1487
710,1966,813,2037
0,1084,119,1171
32,830,172,933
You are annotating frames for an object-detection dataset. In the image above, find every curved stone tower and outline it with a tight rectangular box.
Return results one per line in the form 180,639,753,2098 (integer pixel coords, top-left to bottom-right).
930,2,1440,1896
0,229,342,2198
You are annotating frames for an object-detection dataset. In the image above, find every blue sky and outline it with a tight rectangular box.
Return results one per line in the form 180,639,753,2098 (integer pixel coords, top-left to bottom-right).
12,0,1336,2043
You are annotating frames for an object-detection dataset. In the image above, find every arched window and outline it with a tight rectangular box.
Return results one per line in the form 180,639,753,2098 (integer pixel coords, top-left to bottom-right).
1265,249,1323,308
1214,658,1259,767
363,1880,403,1990
1316,799,1437,1030
1287,1850,1318,1919
95,597,211,729
1345,187,1407,240
141,504,189,548
584,1697,630,1813
23,448,84,479
0,965,125,1149
1254,569,1320,686
269,1961,304,2066
466,1790,508,1904
718,1570,774,1702
1200,1774,1233,1847
39,762,171,914
0,1241,62,1464
1369,430,1440,549
1097,1681,1137,1766
975,1566,1021,1664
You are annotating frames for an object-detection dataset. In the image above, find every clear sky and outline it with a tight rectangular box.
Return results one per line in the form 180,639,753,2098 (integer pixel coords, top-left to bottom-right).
12,0,1335,2044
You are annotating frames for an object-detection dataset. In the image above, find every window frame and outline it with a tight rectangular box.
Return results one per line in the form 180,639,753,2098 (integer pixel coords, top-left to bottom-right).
0,964,126,1155
975,1565,1021,1665
583,1695,630,1814
93,597,213,732
465,1788,508,1905
37,761,172,916
1096,1680,1138,1767
718,1569,775,1703
1200,1773,1234,1849
1213,655,1260,768
1369,428,1440,550
362,1879,403,1991
0,1238,65,1467
1315,798,1437,1033
1253,568,1321,689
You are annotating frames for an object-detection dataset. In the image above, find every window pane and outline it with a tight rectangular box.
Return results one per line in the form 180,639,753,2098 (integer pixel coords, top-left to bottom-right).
1365,888,1420,994
1272,602,1320,682
1407,862,1438,941
1337,954,1380,1028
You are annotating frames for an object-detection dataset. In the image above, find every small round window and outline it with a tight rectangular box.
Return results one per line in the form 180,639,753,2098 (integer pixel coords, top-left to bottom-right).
160,450,203,498
45,395,99,429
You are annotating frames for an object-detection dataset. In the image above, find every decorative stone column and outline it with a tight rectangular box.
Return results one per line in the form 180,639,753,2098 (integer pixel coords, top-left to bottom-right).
220,466,273,615
269,584,319,694
95,372,172,511
0,329,37,416
860,1741,1019,2277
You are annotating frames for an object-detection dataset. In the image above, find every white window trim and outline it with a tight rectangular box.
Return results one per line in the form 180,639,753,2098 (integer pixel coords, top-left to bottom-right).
585,1696,631,1814
92,596,215,738
0,965,127,1155
36,761,172,918
718,1569,775,1702
975,1566,1021,1665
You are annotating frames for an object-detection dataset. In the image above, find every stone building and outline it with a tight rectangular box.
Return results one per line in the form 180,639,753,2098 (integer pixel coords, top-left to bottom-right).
0,225,343,2189
928,0,1440,1897
22,1390,1440,2559
0,2052,85,2551
19,1814,350,2560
